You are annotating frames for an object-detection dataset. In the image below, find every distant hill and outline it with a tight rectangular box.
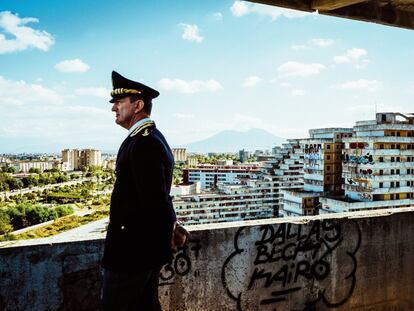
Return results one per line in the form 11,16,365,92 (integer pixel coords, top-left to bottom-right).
179,128,286,153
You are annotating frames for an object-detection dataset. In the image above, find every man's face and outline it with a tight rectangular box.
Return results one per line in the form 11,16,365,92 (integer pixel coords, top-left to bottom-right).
111,97,136,129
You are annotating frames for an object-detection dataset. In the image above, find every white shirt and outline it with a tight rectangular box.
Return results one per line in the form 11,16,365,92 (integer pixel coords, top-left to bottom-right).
127,117,152,136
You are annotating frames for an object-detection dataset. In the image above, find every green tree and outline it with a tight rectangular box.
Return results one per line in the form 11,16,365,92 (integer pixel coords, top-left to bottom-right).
55,205,74,217
2,166,16,174
28,168,41,174
0,209,13,235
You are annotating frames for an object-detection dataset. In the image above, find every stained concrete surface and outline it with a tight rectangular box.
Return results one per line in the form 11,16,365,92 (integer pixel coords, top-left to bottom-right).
0,208,414,310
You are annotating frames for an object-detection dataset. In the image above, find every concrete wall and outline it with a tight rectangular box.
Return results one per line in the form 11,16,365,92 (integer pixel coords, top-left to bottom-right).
1,208,414,311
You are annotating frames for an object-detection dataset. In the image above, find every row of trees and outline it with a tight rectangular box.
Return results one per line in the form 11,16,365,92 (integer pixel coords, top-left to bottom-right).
0,171,81,192
0,203,74,235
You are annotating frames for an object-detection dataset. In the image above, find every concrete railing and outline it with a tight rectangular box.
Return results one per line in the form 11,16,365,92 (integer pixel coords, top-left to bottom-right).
1,208,414,310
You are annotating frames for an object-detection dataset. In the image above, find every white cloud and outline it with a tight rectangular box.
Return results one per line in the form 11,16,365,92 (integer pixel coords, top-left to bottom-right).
347,48,367,59
243,76,262,87
291,44,308,50
0,75,63,105
279,82,291,88
334,48,368,65
75,87,110,99
0,75,116,151
173,113,194,119
180,24,203,43
212,12,223,21
55,59,90,73
333,55,350,64
310,38,334,47
291,89,305,96
230,1,309,20
0,11,55,54
277,61,326,78
158,78,223,94
336,79,382,92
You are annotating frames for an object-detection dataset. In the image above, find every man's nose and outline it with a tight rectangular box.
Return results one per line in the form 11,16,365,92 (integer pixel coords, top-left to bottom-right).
111,104,116,112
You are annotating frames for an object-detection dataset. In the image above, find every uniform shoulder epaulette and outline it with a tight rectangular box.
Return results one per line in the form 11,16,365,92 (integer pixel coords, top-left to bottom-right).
130,121,155,137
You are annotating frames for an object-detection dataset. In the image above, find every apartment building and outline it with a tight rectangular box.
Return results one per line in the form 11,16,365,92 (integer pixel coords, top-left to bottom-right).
320,112,414,213
172,148,187,162
173,176,277,225
281,127,353,216
62,149,102,171
182,164,261,190
175,140,305,225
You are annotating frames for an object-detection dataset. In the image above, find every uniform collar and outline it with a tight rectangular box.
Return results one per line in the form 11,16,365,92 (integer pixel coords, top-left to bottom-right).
127,117,152,136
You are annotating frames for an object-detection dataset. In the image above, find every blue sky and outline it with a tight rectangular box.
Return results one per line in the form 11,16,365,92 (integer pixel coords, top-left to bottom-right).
0,0,413,153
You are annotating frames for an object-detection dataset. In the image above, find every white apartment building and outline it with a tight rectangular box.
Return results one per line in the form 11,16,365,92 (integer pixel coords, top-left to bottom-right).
282,128,353,216
183,164,261,190
62,149,102,171
320,112,414,213
269,139,304,215
173,177,277,225
175,141,307,224
17,161,55,173
172,148,187,162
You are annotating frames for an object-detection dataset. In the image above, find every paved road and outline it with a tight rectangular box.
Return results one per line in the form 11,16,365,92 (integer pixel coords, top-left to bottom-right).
47,216,109,242
0,216,109,248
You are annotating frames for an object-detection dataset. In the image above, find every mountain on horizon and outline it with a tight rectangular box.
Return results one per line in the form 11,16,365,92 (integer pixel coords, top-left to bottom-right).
178,128,286,153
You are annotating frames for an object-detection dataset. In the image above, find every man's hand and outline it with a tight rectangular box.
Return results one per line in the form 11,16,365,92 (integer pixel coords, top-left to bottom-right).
171,222,190,250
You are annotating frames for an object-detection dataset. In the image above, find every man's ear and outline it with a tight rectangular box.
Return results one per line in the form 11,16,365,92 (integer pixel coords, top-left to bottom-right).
134,100,145,114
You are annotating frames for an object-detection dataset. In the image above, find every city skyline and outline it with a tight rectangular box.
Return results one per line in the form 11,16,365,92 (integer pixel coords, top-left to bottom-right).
1,0,414,153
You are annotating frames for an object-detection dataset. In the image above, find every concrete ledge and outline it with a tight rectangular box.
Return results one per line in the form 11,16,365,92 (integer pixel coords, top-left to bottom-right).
1,208,414,310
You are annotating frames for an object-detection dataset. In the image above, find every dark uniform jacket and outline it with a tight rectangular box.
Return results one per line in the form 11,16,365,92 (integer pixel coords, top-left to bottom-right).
101,121,176,272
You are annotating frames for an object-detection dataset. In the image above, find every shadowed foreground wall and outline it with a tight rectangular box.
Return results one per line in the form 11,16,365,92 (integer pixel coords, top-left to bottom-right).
0,208,414,311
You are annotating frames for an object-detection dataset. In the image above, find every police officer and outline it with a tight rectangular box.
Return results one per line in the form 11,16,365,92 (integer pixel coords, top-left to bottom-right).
101,71,176,311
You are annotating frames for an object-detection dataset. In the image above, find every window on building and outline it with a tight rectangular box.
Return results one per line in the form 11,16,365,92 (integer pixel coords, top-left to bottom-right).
396,182,400,188
326,165,331,171
379,182,383,188
379,157,384,163
327,155,331,160
397,144,401,149
397,169,400,175
397,132,401,137
391,157,395,162
391,182,395,188
391,169,395,175
327,144,331,149
380,144,384,149
396,193,400,200
397,157,401,162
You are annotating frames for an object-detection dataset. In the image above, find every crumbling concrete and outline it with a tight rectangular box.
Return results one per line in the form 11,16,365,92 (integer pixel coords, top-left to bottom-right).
1,208,414,310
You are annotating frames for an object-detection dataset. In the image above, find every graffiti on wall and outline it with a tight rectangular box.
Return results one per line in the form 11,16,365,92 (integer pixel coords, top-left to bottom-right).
343,153,374,165
358,193,373,201
222,220,361,311
304,153,322,168
159,239,202,286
